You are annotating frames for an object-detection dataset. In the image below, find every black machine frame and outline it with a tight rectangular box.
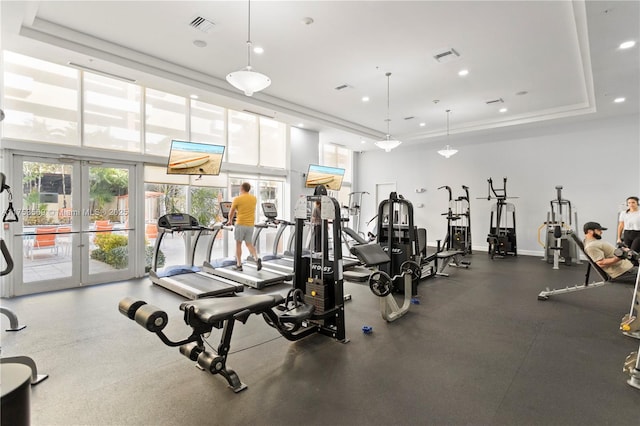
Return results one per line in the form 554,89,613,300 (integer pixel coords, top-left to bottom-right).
120,187,347,392
483,177,518,259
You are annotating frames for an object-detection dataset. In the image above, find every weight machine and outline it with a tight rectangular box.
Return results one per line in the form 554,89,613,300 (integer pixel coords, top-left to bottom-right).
438,185,472,255
537,186,580,269
619,248,640,390
376,192,428,294
119,185,348,392
482,177,518,259
350,242,421,322
344,191,369,237
0,172,48,385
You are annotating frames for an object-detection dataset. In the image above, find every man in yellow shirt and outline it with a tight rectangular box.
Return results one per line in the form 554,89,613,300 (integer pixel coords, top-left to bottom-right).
226,182,262,271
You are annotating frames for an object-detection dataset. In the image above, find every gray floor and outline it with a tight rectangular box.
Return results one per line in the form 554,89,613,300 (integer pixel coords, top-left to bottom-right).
2,253,639,425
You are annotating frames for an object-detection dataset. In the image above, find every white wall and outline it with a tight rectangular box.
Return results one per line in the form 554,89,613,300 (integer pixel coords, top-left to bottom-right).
355,114,640,255
289,127,319,218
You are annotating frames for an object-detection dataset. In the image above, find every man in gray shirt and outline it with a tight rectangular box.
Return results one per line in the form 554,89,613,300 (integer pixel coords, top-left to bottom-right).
583,221,637,282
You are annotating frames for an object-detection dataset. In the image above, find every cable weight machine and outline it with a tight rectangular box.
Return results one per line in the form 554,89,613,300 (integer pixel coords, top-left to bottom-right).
438,185,472,255
537,186,580,269
481,177,518,259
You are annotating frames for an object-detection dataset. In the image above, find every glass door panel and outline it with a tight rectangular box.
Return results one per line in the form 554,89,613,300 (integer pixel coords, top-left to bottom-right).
84,164,135,284
11,156,138,296
20,158,78,293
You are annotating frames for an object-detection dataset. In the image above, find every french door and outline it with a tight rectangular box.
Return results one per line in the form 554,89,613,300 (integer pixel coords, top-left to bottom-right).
10,154,138,295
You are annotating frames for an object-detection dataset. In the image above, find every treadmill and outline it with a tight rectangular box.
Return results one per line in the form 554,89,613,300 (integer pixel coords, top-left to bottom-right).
248,202,298,274
149,213,244,299
202,202,292,289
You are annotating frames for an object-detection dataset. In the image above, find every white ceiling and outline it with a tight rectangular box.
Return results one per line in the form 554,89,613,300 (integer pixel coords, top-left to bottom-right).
1,1,638,152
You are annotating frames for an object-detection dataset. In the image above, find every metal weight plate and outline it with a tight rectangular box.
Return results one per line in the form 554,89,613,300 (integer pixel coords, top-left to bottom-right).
400,260,422,280
369,271,392,297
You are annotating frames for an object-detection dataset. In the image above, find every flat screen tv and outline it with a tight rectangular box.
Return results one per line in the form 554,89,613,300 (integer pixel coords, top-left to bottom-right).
304,164,345,191
166,140,225,176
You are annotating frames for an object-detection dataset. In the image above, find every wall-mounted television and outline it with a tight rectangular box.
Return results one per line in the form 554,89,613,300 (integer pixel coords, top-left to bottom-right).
166,140,225,176
304,164,345,191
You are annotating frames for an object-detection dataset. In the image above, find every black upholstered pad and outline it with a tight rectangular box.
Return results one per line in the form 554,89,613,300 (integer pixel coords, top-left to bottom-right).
568,232,611,281
350,243,390,267
436,250,464,258
180,295,284,324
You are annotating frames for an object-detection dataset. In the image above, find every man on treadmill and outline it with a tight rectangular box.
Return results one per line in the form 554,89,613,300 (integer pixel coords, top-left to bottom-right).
227,182,262,271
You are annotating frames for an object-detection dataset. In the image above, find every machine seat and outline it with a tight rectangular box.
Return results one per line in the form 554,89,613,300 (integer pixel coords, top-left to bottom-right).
350,243,390,267
180,295,284,324
436,250,465,259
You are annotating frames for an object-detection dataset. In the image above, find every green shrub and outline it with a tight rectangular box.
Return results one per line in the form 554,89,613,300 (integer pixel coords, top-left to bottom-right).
90,248,107,262
94,234,128,252
106,246,129,269
145,245,165,272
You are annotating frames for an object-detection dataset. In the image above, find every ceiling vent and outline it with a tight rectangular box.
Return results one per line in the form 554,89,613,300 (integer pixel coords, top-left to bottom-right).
404,116,415,120
189,16,215,33
485,98,504,105
334,84,352,91
433,48,460,63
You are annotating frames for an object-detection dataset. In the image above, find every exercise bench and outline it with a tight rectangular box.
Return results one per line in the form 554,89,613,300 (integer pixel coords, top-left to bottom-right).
119,294,284,392
538,232,614,300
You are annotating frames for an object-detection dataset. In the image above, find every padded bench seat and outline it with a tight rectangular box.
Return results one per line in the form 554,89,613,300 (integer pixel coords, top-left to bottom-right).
350,243,390,267
436,250,464,259
180,295,284,324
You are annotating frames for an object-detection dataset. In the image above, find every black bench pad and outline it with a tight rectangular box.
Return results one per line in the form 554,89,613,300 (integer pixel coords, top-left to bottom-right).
350,243,390,267
180,295,284,324
437,250,464,258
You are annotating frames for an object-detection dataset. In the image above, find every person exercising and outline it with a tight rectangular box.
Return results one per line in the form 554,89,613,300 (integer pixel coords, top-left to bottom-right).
226,182,262,271
583,221,637,283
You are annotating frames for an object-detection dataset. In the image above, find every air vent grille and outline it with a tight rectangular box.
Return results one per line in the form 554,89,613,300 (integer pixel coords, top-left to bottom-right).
404,116,415,120
433,48,460,63
485,98,504,105
189,16,215,33
334,84,351,91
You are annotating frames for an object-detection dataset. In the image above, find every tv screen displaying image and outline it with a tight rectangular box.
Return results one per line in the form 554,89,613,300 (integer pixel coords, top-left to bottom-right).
305,164,345,191
167,140,225,176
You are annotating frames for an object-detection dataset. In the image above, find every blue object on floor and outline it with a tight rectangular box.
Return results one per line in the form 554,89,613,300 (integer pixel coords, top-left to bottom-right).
362,326,373,334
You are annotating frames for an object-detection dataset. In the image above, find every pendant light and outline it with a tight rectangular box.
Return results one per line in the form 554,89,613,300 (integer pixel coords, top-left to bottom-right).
226,0,271,96
374,72,402,152
438,109,458,158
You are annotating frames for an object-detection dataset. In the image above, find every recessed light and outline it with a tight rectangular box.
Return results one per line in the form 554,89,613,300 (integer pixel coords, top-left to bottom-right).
190,94,199,99
614,97,626,103
361,140,367,144
193,40,207,48
458,69,469,76
361,96,370,102
419,122,426,127
619,40,636,49
253,46,264,54
298,123,305,127
499,108,508,113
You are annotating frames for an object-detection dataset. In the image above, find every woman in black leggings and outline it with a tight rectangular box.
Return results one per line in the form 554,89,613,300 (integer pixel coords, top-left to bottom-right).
617,196,640,253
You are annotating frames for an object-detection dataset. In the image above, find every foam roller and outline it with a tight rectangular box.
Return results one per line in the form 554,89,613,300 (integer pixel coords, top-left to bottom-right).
134,303,168,332
118,297,147,320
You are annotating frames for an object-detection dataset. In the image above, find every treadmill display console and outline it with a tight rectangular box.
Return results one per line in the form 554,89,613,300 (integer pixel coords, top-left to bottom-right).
262,203,278,219
158,213,199,230
220,202,232,218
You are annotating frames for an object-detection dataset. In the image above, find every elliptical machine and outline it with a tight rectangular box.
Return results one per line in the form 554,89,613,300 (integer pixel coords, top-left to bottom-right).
538,186,580,269
483,177,518,259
